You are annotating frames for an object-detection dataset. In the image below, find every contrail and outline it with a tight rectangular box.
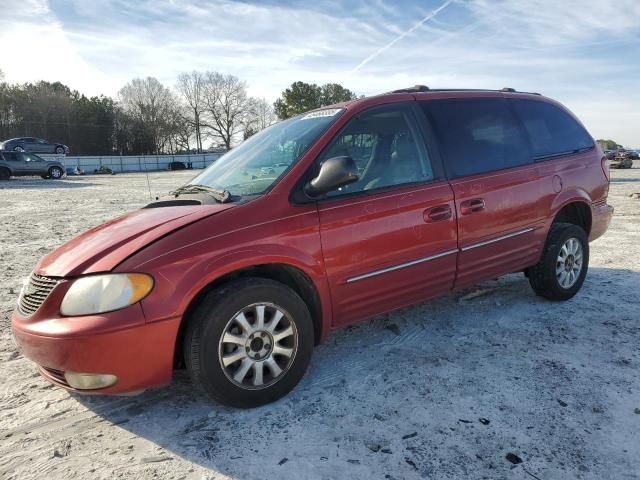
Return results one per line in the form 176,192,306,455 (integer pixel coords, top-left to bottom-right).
350,0,455,74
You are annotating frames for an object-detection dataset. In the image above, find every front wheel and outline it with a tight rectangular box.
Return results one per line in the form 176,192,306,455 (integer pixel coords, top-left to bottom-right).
184,278,314,408
48,166,64,179
528,223,589,301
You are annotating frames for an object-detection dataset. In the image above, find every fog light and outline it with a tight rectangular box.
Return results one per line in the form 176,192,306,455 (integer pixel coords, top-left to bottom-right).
64,372,118,390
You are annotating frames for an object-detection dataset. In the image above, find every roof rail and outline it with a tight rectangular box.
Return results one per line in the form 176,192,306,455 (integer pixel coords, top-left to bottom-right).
388,85,430,94
382,86,542,96
500,87,541,95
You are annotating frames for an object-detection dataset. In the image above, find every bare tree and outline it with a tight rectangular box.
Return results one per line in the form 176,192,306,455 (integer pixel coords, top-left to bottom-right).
250,97,277,131
201,72,252,150
243,97,277,140
176,71,204,153
118,77,176,154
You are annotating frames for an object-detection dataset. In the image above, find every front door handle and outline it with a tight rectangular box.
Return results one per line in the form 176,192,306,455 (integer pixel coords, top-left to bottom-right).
460,198,485,215
424,205,452,223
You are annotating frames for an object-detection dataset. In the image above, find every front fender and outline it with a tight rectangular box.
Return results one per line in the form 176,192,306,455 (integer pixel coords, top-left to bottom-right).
136,248,332,344
117,200,333,342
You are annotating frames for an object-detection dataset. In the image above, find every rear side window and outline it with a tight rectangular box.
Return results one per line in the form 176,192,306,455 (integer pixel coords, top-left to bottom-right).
421,99,531,179
1,152,19,161
510,99,593,160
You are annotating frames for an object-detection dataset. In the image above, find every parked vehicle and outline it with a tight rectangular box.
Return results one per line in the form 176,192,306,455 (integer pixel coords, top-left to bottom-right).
0,151,65,180
619,149,639,160
12,87,613,407
168,161,187,171
0,137,69,154
610,154,633,169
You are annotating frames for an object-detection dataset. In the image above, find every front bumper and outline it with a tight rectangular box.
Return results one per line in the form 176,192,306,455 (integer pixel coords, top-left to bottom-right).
11,305,181,394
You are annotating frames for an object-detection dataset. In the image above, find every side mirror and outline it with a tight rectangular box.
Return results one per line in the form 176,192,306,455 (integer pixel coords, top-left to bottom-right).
304,156,359,198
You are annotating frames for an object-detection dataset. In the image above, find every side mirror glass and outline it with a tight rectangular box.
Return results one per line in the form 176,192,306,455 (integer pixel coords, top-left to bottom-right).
304,156,359,198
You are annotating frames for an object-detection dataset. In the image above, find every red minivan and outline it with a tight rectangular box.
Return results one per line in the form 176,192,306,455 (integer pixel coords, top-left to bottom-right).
12,87,613,407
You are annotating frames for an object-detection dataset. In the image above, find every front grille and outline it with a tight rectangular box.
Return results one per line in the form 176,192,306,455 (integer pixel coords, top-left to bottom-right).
39,366,70,387
18,273,60,316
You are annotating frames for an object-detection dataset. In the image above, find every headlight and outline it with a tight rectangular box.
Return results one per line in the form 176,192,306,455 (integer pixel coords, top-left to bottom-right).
60,273,154,316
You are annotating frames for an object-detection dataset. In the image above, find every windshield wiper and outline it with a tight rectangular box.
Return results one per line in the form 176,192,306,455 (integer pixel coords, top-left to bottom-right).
170,184,231,203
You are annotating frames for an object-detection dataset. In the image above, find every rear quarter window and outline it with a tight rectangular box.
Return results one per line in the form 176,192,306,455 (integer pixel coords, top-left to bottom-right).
510,99,593,160
1,152,19,161
421,98,532,179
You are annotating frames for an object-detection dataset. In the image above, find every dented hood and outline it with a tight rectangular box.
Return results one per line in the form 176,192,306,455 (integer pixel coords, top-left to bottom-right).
35,204,235,277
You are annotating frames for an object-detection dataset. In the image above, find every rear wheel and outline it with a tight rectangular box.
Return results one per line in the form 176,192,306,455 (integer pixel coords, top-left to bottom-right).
55,146,65,154
528,223,589,301
184,278,314,408
48,166,63,179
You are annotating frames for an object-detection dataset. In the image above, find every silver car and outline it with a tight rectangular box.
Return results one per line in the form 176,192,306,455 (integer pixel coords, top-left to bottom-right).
0,151,66,180
0,137,69,154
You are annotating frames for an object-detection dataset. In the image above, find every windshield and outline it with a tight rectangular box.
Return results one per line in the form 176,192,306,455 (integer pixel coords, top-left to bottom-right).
189,108,344,196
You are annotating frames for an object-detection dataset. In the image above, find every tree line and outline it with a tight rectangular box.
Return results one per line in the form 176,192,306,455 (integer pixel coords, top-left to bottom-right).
0,68,356,156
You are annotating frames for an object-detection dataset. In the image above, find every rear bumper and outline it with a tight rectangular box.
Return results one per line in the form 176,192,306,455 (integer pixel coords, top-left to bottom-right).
589,201,614,242
11,309,181,394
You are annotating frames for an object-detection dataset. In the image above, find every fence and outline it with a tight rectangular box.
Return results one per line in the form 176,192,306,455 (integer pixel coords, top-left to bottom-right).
38,153,224,173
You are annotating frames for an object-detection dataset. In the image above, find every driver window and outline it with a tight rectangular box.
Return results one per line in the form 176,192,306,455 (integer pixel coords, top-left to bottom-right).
319,105,433,197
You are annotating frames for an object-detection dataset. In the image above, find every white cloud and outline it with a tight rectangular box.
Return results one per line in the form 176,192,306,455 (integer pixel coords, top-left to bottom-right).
0,0,639,144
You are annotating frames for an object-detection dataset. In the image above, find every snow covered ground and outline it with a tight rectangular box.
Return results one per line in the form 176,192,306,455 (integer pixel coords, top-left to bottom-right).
0,168,638,480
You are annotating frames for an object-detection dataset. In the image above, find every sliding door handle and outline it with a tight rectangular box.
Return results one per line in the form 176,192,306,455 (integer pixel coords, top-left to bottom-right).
460,199,485,215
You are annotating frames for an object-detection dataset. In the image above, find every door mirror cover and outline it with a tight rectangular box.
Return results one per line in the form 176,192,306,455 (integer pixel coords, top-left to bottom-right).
304,156,359,198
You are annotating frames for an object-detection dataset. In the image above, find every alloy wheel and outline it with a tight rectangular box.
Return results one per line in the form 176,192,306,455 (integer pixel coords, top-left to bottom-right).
556,237,583,289
218,303,297,390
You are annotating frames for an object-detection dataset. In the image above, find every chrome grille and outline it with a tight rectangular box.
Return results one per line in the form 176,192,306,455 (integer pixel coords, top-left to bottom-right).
18,273,59,316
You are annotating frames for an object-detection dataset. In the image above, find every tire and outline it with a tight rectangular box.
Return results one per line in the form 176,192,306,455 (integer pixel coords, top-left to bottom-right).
184,277,314,408
55,146,65,154
528,222,589,301
0,168,10,180
48,166,63,179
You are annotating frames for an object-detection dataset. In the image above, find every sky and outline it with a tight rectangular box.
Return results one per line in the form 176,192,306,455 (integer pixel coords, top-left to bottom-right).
1,0,639,146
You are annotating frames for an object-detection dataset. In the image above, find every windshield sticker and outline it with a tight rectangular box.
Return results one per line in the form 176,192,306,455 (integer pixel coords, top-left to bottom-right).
302,108,342,120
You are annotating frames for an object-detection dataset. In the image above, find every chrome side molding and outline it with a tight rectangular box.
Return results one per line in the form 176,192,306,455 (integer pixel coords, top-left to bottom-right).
346,249,459,283
459,228,535,252
346,227,536,283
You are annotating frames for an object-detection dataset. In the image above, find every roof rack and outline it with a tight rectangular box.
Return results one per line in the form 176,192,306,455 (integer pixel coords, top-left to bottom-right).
385,86,541,96
388,85,430,94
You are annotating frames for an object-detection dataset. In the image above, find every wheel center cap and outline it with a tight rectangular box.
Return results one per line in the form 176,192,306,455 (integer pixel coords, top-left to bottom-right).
250,337,264,352
565,255,574,270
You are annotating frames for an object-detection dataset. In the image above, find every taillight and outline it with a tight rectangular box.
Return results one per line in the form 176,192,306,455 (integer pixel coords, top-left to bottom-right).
601,156,610,181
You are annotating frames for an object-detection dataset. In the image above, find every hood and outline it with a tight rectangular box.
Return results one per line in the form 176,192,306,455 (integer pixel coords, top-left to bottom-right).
35,204,235,277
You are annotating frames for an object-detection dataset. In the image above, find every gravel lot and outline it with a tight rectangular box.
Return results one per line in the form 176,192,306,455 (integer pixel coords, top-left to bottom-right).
1,167,639,480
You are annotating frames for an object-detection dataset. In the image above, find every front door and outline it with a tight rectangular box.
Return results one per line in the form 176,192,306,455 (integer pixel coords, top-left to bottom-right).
21,153,46,175
315,103,458,326
420,97,548,289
